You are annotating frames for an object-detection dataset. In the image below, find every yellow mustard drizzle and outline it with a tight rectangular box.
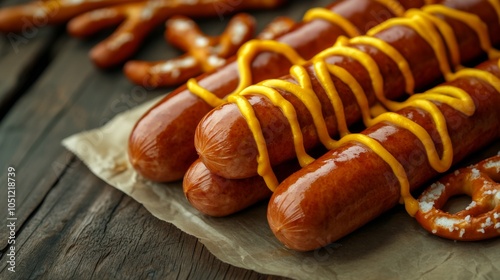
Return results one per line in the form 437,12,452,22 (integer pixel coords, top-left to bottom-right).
187,40,306,108
367,9,454,81
376,73,500,215
297,69,491,216
346,35,415,94
313,62,356,137
489,0,500,25
227,93,280,189
224,5,500,216
186,5,378,106
315,42,387,106
421,5,500,59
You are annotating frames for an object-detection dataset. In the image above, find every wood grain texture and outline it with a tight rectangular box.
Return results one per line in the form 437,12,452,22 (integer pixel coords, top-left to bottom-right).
0,0,333,278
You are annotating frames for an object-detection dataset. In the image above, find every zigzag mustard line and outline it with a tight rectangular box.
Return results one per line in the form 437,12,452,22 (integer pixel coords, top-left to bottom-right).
226,6,499,217
303,8,360,37
188,6,368,106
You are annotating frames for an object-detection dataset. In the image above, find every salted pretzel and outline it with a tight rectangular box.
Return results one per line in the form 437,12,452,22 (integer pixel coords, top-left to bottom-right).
66,0,286,68
0,0,285,68
128,0,439,183
0,0,141,33
124,15,296,87
415,155,500,241
124,13,255,87
254,16,295,40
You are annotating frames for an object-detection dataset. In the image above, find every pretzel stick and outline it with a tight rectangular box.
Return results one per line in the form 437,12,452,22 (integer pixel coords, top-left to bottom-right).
124,15,295,87
124,13,256,87
0,0,141,33
255,16,296,40
67,0,286,68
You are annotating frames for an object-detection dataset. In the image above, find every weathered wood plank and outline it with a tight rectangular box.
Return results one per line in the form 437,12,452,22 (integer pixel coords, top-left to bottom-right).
0,0,63,117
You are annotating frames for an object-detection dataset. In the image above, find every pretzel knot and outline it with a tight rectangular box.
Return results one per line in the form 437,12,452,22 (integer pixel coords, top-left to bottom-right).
124,15,295,87
415,155,500,241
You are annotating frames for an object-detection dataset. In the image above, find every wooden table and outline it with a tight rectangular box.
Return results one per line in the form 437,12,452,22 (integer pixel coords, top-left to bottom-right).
0,0,333,278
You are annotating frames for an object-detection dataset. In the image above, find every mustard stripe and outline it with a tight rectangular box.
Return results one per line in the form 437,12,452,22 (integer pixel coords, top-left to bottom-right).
187,78,225,107
423,5,500,59
303,8,360,37
488,0,500,25
367,13,452,81
187,40,306,105
449,68,500,94
315,46,386,109
194,2,499,221
374,105,452,173
260,65,336,160
255,80,316,167
232,40,306,95
413,85,475,116
314,61,351,139
290,65,337,149
325,63,374,125
338,133,419,216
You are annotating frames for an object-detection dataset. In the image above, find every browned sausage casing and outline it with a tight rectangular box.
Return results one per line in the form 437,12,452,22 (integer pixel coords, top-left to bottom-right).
183,159,278,217
128,0,428,182
183,146,327,216
194,0,500,179
267,59,500,251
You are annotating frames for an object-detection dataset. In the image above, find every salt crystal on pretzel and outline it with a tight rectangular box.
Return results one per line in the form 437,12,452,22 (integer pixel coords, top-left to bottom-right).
256,16,296,40
0,0,140,33
124,15,295,87
66,0,286,68
415,155,500,241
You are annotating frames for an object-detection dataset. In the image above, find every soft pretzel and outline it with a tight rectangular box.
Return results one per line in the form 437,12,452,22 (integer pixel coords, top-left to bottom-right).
415,155,500,241
124,15,295,87
124,13,256,87
0,0,140,33
66,0,285,68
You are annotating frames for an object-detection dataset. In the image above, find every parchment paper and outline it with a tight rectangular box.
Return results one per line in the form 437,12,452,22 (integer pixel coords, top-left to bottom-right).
62,96,500,280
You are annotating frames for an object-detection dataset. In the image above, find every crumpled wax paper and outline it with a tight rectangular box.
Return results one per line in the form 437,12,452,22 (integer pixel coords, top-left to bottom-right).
62,96,500,280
